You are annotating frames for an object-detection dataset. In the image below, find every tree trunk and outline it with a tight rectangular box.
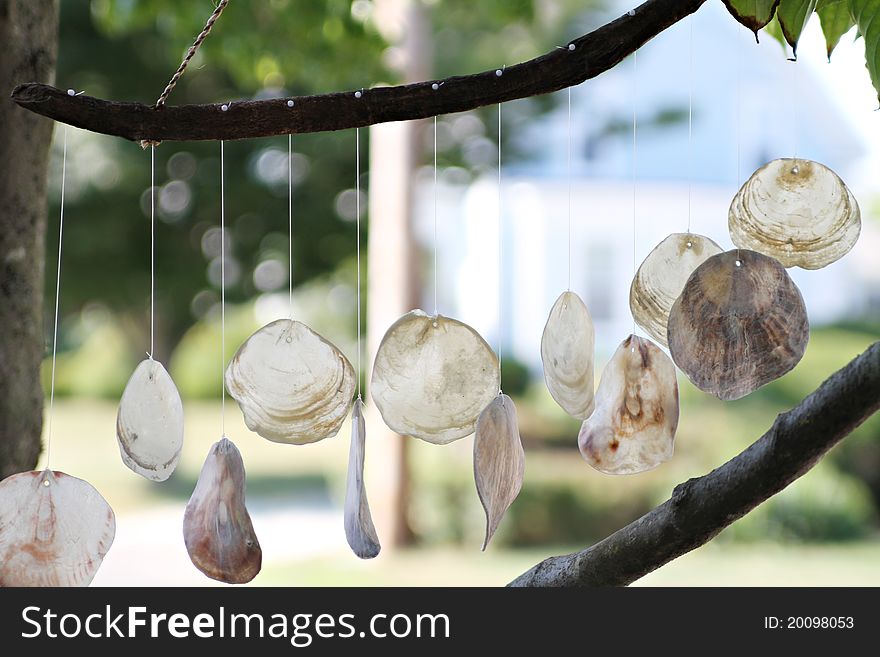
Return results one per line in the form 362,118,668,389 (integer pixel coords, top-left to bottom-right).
0,0,58,478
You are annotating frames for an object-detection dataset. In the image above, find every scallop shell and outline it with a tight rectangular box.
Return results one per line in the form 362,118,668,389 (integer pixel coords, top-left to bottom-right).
344,398,380,559
629,233,723,347
225,319,356,445
0,469,115,587
116,358,184,482
474,394,525,550
729,158,860,269
667,249,809,401
540,291,596,419
578,335,679,475
183,437,262,584
370,310,499,444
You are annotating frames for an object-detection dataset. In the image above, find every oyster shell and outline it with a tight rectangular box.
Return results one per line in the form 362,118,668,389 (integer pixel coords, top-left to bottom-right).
729,158,860,270
344,398,380,559
629,233,723,347
578,335,679,475
540,291,596,419
370,310,499,444
0,469,115,587
667,249,809,401
183,437,262,584
225,319,356,445
473,394,525,550
116,358,184,482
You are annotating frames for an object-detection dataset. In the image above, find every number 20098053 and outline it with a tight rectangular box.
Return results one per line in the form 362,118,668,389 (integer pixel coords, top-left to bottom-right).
764,617,854,629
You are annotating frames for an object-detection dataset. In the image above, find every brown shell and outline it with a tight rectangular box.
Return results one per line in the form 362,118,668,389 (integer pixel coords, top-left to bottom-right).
667,249,809,401
578,335,679,475
183,438,262,584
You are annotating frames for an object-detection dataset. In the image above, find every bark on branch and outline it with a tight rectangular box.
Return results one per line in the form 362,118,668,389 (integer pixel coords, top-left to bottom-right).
9,0,708,142
509,341,880,587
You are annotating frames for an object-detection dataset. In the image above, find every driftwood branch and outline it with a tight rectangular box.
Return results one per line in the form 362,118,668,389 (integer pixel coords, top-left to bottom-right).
510,341,880,587
10,0,708,142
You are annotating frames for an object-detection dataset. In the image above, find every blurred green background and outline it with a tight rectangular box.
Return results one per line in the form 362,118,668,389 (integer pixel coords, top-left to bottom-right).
39,0,880,586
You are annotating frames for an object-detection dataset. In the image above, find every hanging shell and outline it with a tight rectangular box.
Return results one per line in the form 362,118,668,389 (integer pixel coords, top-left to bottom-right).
667,249,809,401
225,319,356,445
578,335,678,475
183,437,262,584
540,291,596,419
344,398,380,559
474,394,525,550
116,358,184,482
729,158,860,270
0,470,115,587
629,233,723,347
370,310,499,444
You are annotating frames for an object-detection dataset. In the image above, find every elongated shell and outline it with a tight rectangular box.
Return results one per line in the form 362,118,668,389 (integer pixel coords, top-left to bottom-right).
540,291,596,419
578,335,678,475
344,399,380,559
116,358,184,481
183,438,262,584
629,233,723,347
667,249,809,401
0,470,115,587
474,394,525,550
225,319,356,445
370,310,499,444
729,158,860,269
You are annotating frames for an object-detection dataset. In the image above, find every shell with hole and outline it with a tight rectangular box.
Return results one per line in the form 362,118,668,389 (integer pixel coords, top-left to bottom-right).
729,158,860,269
116,358,184,482
225,319,356,445
578,335,679,475
474,393,525,550
183,437,262,584
667,249,809,401
344,399,380,559
540,291,596,419
370,310,499,444
629,233,723,347
0,470,115,586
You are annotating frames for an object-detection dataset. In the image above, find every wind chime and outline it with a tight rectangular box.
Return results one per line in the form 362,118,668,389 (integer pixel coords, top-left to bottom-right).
0,5,863,587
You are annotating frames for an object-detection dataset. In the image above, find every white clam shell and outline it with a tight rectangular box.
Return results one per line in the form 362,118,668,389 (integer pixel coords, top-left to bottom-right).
629,233,723,347
370,310,499,444
344,399,380,559
0,469,115,587
474,394,525,550
541,291,596,419
225,319,356,445
116,358,184,482
729,158,860,269
578,335,679,475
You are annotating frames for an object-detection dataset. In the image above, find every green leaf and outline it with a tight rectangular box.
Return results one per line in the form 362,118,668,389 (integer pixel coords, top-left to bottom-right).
850,0,880,103
764,14,790,51
776,0,819,56
721,0,780,37
817,0,856,60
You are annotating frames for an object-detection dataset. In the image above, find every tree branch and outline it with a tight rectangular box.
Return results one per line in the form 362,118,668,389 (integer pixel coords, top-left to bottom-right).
509,341,880,587
9,0,708,142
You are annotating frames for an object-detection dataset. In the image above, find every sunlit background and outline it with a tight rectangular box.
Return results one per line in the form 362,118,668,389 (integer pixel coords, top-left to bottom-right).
39,0,880,586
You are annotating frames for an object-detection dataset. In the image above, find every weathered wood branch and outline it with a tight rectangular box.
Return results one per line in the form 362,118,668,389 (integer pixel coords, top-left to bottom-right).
510,341,880,587
9,0,708,142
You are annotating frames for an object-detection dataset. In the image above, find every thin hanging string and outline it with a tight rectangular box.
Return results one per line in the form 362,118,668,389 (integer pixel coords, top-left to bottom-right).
791,60,799,162
45,126,69,470
566,86,572,291
220,140,227,438
288,133,294,318
355,128,362,400
433,116,439,317
686,14,694,234
632,52,638,337
149,145,155,359
155,0,230,107
735,28,742,186
497,103,503,394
